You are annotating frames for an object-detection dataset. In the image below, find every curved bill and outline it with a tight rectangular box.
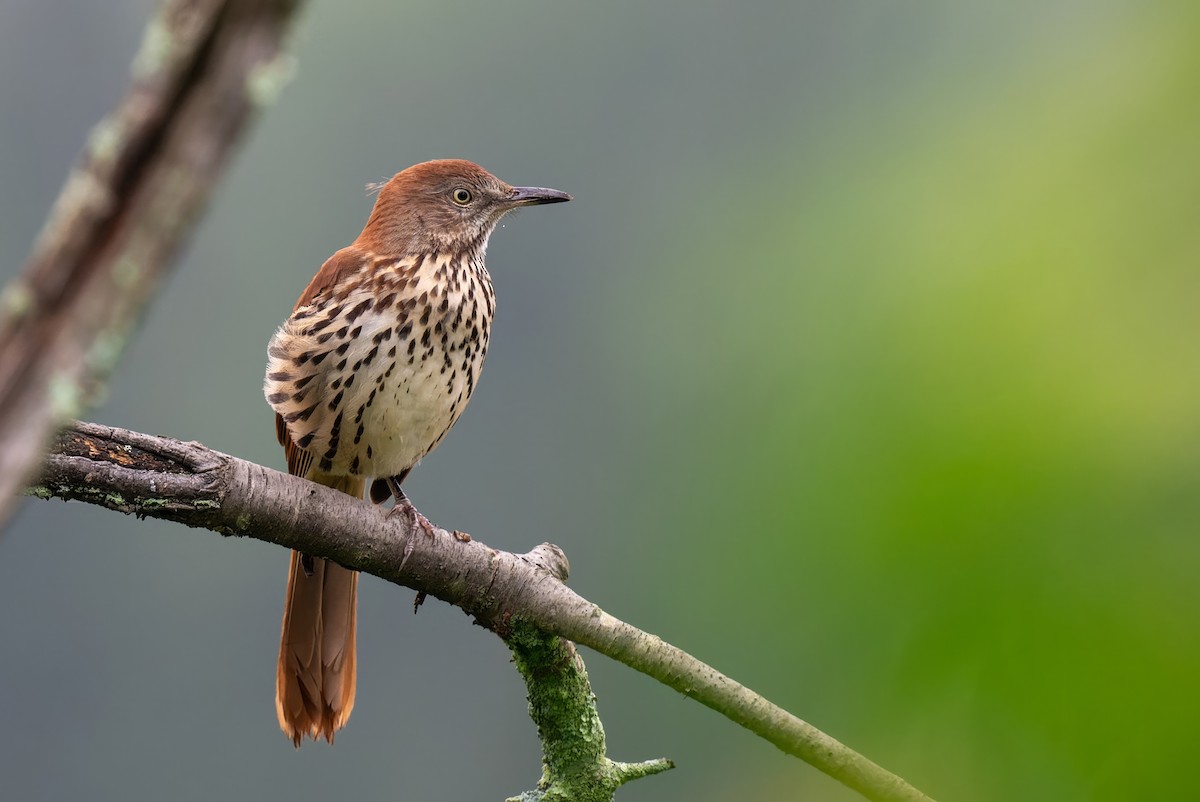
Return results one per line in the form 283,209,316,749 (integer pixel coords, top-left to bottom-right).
509,186,572,206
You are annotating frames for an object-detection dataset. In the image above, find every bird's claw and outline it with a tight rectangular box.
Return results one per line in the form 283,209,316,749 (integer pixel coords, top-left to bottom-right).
388,497,434,537
393,497,435,572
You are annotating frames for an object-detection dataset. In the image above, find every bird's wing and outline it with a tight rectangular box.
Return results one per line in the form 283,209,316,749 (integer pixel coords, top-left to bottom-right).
271,246,374,479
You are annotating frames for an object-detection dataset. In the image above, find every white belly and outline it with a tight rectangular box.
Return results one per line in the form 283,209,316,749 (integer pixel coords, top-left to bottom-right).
266,262,492,479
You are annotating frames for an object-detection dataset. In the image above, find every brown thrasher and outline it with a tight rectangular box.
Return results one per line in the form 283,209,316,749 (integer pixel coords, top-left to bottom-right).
263,159,570,745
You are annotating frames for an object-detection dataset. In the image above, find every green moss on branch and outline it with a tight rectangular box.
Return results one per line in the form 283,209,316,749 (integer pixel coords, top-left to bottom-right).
506,620,673,801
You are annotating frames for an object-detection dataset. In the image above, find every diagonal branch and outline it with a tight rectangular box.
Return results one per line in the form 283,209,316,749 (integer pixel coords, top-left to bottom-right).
32,421,936,802
0,0,305,529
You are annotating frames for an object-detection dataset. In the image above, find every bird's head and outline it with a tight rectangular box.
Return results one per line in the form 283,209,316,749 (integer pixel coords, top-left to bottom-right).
359,159,570,256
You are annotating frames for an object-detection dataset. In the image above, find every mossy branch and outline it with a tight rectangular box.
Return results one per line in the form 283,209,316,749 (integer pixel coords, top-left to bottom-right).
506,613,674,801
30,421,936,802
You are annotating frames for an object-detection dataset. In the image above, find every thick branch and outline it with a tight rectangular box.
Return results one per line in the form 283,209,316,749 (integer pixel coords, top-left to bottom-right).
0,0,304,528
32,422,936,802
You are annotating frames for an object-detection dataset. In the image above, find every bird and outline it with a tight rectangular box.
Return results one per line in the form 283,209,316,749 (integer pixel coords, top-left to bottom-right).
263,159,570,746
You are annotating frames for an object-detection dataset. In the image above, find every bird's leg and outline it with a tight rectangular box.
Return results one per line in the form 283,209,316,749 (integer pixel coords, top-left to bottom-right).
384,476,436,540
380,477,432,606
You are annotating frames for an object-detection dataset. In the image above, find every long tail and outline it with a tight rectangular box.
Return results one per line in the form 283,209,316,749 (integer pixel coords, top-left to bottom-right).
276,473,365,746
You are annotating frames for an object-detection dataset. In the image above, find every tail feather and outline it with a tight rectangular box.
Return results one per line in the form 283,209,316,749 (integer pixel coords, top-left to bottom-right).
276,473,365,746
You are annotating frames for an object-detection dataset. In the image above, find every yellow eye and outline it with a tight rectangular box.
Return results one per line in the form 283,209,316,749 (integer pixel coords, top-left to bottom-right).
452,188,473,205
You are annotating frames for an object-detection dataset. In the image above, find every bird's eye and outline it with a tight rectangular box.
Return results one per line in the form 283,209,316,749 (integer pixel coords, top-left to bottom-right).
451,188,473,205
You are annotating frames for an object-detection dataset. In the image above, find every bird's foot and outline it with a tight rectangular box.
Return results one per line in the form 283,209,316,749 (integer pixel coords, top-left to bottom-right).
387,496,435,538
389,497,435,572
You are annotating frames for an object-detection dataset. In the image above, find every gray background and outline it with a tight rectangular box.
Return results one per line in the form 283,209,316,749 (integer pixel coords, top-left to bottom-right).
3,2,1198,801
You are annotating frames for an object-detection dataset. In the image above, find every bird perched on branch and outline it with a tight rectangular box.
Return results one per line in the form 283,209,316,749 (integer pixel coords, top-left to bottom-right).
264,159,570,745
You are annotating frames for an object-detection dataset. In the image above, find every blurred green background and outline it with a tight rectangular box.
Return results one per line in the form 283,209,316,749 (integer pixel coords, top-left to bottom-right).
2,1,1198,800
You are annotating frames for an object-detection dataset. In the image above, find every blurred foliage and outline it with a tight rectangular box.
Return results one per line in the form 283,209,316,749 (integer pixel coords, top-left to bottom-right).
614,5,1200,800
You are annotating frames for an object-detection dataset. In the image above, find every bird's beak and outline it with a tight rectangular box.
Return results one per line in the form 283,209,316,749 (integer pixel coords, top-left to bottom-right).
508,186,572,206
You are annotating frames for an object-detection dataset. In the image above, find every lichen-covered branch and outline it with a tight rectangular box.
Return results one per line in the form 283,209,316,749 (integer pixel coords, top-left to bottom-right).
31,422,936,802
506,607,674,801
0,0,305,529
